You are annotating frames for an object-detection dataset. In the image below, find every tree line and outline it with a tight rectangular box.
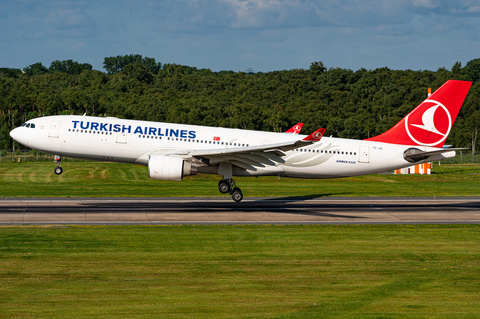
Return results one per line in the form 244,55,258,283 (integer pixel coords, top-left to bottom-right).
1,55,480,153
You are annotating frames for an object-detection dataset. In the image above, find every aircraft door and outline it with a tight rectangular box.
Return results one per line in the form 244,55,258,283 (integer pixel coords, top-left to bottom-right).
359,146,369,163
116,131,127,144
48,120,61,138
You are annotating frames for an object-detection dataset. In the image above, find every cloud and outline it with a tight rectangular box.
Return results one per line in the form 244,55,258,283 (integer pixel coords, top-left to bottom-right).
116,0,478,35
0,1,97,39
72,42,86,50
1,0,480,72
412,0,439,9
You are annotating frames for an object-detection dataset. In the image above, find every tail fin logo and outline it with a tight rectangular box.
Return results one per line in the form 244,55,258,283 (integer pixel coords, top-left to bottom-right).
405,99,452,146
292,125,302,134
312,131,324,140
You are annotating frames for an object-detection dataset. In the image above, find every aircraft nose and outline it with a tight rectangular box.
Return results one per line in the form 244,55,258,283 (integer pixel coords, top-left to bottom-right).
9,127,28,145
9,127,20,141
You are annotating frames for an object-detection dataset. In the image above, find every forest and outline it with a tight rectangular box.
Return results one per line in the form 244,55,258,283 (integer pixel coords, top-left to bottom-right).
1,55,480,152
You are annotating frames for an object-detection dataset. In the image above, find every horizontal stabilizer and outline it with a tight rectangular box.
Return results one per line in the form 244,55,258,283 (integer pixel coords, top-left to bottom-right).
403,147,466,163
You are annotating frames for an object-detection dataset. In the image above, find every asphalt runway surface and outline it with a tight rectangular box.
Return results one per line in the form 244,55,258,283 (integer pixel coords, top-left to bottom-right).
1,197,480,225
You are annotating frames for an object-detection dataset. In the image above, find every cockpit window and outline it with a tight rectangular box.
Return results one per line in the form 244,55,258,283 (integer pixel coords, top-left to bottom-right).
22,122,35,128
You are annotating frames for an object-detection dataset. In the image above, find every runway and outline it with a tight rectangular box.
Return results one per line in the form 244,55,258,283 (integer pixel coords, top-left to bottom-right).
1,197,480,225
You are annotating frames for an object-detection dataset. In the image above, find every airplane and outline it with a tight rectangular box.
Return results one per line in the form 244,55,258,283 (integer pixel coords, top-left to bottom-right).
9,80,472,202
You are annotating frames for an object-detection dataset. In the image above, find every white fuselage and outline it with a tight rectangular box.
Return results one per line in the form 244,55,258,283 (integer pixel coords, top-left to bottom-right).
10,115,454,179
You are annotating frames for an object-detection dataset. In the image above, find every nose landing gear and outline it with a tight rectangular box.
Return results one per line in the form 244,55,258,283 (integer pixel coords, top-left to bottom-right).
54,155,63,175
218,178,243,202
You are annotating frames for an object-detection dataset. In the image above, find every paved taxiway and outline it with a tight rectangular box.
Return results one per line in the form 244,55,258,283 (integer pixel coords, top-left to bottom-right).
1,197,480,225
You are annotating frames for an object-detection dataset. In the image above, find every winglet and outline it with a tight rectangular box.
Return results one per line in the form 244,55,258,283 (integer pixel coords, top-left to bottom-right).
303,128,326,141
285,123,304,134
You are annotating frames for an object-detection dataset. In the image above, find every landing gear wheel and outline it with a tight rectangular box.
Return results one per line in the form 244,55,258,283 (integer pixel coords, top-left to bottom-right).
218,180,230,194
54,155,62,175
231,187,243,202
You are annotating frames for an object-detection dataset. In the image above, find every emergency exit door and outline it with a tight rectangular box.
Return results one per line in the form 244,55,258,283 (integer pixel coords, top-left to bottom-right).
48,120,60,138
359,146,369,163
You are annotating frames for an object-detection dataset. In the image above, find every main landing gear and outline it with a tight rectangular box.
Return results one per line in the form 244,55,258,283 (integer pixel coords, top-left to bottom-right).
54,155,63,175
218,179,243,202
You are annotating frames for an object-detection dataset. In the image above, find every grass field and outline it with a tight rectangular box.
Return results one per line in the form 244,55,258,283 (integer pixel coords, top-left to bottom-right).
0,225,479,318
1,164,479,317
1,162,480,198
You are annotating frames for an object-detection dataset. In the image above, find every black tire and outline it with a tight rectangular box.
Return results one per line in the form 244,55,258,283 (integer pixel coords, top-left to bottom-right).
231,187,243,202
54,167,63,175
218,181,230,194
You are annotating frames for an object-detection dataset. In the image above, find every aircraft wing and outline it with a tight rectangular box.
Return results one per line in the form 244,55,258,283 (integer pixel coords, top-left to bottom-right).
182,128,326,171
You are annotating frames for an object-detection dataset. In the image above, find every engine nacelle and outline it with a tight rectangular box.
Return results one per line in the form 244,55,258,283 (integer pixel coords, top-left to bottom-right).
148,155,196,181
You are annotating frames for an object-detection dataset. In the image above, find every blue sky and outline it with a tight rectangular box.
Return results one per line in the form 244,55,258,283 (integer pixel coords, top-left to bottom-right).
2,0,480,72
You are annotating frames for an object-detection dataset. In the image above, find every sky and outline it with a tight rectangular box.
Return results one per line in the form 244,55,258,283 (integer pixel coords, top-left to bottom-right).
2,0,480,73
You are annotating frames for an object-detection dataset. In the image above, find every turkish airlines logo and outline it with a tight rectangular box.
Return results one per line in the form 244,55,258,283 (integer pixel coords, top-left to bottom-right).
293,125,301,133
404,99,452,146
312,131,323,140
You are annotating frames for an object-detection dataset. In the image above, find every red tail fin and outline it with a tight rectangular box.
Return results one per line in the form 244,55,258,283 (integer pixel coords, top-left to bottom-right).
366,80,472,147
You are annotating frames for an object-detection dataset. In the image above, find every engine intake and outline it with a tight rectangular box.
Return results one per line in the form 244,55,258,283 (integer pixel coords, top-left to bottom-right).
148,155,196,181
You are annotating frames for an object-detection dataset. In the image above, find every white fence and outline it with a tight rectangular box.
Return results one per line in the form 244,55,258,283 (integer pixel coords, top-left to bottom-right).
0,150,80,162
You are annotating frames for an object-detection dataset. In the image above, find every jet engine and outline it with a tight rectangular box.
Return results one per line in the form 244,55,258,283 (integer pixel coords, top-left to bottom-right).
148,155,196,181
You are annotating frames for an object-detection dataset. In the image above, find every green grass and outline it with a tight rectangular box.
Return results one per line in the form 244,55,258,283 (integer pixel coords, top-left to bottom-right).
0,225,479,318
1,162,480,197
